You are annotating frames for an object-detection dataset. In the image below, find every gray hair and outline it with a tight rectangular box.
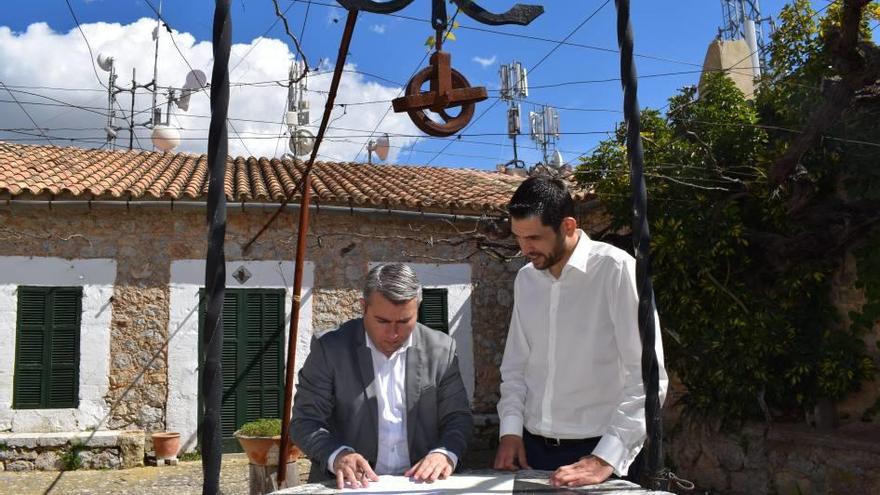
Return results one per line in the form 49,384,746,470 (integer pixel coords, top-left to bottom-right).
363,263,422,305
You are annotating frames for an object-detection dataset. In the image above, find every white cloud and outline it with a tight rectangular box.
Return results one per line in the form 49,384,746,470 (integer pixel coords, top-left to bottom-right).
370,24,386,35
471,54,497,69
0,19,420,162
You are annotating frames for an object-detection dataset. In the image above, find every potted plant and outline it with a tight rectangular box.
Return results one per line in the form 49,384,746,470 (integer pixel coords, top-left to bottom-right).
151,432,181,461
234,418,301,466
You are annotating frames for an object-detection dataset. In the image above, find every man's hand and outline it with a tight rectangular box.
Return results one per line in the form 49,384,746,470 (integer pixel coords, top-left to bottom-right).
333,450,379,489
404,452,453,483
549,455,613,487
493,434,531,471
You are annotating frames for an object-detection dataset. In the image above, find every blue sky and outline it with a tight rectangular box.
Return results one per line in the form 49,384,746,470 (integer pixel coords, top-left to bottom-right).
1,0,836,169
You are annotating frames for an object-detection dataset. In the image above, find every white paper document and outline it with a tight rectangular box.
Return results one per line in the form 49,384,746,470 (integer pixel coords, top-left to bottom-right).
341,474,516,494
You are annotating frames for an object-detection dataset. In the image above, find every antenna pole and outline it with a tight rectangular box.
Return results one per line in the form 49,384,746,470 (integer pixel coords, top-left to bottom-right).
166,89,174,126
106,64,117,150
129,67,137,151
151,0,162,136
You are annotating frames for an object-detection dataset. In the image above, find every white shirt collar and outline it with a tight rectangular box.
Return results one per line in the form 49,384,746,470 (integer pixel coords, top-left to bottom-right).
365,329,414,359
565,229,591,274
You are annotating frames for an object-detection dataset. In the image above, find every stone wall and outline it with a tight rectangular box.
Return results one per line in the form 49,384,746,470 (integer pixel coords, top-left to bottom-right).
665,417,880,495
0,203,522,434
0,431,144,471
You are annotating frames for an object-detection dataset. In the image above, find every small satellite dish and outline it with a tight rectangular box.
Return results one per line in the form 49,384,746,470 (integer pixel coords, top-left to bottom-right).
374,134,390,161
152,125,181,152
184,69,208,90
289,129,315,156
97,53,114,72
175,70,208,112
549,149,564,168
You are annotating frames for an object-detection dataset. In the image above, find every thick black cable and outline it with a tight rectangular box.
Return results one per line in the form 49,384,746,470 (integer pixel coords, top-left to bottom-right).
201,1,230,494
615,0,663,488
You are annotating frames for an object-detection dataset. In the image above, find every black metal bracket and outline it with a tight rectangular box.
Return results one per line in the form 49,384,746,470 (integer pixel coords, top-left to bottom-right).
336,0,543,28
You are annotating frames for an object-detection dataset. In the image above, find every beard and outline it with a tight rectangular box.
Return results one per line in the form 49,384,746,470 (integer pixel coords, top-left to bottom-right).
528,233,567,270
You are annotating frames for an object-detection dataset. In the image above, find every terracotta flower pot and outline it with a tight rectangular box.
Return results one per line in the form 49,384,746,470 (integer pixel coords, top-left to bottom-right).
152,432,181,460
234,434,301,466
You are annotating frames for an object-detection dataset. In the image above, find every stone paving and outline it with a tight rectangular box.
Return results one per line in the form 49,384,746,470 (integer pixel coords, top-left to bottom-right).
0,454,313,495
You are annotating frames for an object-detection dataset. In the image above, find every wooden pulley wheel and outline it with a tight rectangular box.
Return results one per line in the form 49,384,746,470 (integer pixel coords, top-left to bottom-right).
392,51,488,137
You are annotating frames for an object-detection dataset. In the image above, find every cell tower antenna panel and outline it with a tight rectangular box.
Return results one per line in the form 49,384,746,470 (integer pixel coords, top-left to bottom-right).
507,104,521,137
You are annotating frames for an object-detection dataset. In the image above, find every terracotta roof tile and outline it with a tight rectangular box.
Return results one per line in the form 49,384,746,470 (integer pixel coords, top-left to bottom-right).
0,142,594,214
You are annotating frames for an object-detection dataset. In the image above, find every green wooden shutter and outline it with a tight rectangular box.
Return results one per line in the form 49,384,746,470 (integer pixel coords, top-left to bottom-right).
14,287,81,409
220,291,240,441
199,289,285,452
418,288,449,334
244,291,284,424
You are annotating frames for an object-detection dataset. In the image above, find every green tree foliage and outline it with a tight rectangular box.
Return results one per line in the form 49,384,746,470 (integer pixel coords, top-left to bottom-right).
577,1,879,423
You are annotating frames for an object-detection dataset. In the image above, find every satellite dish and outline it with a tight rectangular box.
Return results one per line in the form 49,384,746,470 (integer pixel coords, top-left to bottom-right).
175,70,208,112
549,149,564,168
289,129,315,156
151,125,181,152
97,53,114,72
375,134,390,161
183,70,208,90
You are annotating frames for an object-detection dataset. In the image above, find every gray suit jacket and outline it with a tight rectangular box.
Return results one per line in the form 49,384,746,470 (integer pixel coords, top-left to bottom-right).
290,318,473,479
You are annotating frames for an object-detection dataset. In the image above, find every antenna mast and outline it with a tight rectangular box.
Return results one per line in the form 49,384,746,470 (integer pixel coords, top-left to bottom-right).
283,60,315,159
718,0,773,78
529,104,560,168
499,61,528,170
150,0,163,132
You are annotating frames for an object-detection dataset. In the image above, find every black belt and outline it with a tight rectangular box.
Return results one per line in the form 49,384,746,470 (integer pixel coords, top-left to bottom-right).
525,430,595,447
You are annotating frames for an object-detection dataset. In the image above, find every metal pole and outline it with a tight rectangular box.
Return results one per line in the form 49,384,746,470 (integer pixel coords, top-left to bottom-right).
151,0,162,133
107,65,117,150
129,68,136,151
201,0,231,493
614,0,663,488
276,8,359,487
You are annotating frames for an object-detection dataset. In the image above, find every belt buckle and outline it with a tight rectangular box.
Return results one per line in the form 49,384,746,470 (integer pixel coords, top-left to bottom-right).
546,437,562,447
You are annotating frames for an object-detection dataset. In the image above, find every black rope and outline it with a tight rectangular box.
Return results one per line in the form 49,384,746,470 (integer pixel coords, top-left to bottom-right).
614,0,663,487
201,1,231,494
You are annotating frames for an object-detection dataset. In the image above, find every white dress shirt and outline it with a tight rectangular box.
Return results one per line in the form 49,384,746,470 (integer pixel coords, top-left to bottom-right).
497,229,668,476
328,332,458,475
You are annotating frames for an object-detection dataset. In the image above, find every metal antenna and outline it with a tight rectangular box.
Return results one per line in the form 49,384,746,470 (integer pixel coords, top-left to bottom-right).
718,0,773,78
528,104,560,168
100,55,119,150
499,61,528,170
150,0,163,132
282,60,315,159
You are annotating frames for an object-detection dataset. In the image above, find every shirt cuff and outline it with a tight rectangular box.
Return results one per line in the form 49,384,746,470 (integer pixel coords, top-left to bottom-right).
591,434,628,477
498,415,524,438
429,448,458,470
327,445,354,474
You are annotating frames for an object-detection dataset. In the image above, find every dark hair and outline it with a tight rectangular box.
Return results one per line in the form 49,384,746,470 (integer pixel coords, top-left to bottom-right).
507,176,575,231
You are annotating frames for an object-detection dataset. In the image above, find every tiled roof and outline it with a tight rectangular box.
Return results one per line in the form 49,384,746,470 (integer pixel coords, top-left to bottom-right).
0,142,532,215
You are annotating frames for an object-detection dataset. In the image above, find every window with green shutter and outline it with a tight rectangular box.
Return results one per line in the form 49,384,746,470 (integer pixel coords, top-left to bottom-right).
418,288,449,334
13,286,82,409
198,289,285,452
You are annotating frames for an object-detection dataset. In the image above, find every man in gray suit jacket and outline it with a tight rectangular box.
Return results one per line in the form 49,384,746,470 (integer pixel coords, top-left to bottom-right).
291,263,473,489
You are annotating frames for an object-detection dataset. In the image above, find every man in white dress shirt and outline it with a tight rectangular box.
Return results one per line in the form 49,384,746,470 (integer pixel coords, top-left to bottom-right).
493,176,668,487
292,263,473,489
